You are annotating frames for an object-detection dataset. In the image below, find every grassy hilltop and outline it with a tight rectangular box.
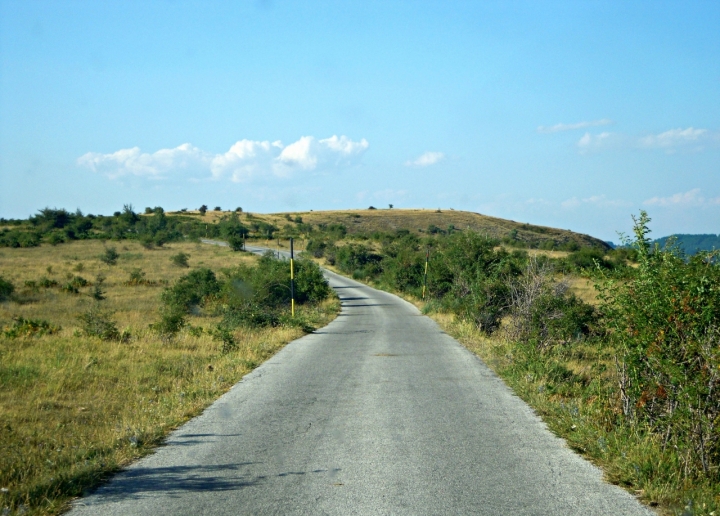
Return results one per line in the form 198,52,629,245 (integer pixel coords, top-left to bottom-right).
184,207,610,251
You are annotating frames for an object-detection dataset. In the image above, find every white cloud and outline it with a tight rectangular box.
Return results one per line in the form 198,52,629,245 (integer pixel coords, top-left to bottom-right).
638,127,708,149
643,188,720,207
537,119,612,134
574,127,719,154
77,143,210,179
78,135,369,182
561,194,631,209
577,131,614,152
405,151,445,167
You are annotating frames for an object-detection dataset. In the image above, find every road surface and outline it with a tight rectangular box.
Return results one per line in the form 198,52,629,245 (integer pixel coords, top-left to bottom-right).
69,244,653,515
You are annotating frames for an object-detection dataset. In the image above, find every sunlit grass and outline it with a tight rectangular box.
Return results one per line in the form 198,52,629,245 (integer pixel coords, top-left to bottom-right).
0,240,339,515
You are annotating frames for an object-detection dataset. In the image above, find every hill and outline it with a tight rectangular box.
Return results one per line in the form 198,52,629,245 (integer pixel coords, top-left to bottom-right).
184,208,610,251
654,234,720,255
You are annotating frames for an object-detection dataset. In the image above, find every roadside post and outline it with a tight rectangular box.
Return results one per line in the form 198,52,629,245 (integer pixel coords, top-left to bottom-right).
290,238,295,317
422,248,429,300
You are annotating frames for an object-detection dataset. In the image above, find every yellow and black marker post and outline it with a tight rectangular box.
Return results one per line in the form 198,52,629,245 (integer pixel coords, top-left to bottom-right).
290,238,295,317
422,248,429,300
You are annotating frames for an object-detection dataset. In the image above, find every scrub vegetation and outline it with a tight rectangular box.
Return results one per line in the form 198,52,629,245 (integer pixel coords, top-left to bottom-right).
0,238,336,515
2,205,718,515
305,210,719,515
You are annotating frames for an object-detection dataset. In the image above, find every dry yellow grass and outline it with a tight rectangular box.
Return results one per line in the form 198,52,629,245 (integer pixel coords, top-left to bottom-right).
173,208,609,249
0,240,338,515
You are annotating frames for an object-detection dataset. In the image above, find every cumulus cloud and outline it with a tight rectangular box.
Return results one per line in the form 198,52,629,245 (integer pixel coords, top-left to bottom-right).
77,143,210,179
405,151,445,167
537,119,612,134
643,188,720,207
78,135,369,182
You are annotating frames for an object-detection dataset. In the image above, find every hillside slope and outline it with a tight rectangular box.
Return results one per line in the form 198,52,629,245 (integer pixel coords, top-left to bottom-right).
184,208,610,250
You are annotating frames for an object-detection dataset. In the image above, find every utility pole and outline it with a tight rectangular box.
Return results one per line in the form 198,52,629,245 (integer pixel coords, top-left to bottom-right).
290,238,295,317
422,248,430,300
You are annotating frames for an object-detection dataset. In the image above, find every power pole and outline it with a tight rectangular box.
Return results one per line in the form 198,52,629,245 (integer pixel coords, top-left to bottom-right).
290,238,295,317
422,248,430,300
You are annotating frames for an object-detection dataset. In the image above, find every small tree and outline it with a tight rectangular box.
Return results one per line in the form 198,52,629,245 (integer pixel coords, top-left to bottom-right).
0,276,14,301
198,205,208,215
228,235,244,252
100,247,119,265
214,206,221,211
171,252,190,268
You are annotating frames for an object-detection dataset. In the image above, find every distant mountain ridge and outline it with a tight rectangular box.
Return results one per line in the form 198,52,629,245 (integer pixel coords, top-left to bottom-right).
654,234,720,255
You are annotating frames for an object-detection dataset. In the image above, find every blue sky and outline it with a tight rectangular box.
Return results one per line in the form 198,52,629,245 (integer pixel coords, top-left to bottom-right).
1,1,718,241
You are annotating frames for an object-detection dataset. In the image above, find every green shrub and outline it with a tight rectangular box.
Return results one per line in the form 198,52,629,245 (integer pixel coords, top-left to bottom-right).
0,276,14,301
151,306,187,338
100,247,119,265
161,268,221,312
127,268,146,285
210,326,237,353
90,274,106,301
38,277,58,288
170,252,190,268
505,258,596,349
598,211,720,480
77,306,126,341
2,317,60,338
227,235,244,252
567,247,613,270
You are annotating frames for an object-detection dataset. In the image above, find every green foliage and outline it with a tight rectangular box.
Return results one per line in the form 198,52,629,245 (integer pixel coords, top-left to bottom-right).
566,247,615,271
227,235,244,251
161,268,221,313
0,275,14,301
99,247,119,265
77,306,127,341
598,211,720,480
209,326,237,354
127,268,146,285
198,205,208,215
170,252,190,268
38,277,58,288
90,274,106,301
2,317,60,338
505,258,596,349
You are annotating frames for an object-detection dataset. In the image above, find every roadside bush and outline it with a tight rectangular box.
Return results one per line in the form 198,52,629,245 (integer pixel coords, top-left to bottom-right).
161,268,221,312
227,235,244,251
504,257,596,349
153,268,221,338
0,276,14,301
598,211,720,480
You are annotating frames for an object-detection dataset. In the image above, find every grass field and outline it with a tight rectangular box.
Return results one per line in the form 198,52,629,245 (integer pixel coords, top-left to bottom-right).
0,240,338,515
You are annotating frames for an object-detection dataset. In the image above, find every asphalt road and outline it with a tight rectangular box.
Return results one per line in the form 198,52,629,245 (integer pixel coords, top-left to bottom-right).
69,244,653,515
